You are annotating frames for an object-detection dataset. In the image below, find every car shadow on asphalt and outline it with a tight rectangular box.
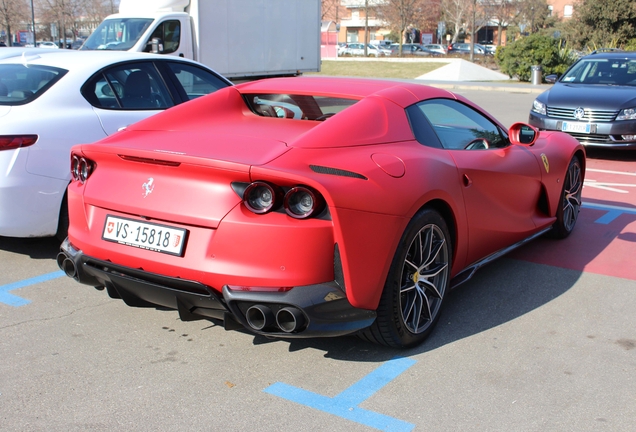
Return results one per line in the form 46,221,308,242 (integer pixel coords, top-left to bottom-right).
0,235,61,259
256,195,636,360
255,257,580,361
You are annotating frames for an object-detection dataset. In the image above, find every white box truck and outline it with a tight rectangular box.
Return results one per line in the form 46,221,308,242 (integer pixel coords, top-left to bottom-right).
80,0,321,79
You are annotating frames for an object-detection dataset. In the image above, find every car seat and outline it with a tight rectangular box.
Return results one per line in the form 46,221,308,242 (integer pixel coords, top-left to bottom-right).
122,70,153,108
0,81,7,96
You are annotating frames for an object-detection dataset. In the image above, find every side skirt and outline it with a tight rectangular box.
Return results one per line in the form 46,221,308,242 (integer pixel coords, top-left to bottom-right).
450,227,552,289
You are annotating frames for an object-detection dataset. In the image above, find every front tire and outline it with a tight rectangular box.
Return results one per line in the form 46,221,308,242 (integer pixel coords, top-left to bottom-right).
360,208,452,348
551,156,582,239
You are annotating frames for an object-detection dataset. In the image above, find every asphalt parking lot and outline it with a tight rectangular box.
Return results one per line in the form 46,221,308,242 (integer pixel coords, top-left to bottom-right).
1,86,635,432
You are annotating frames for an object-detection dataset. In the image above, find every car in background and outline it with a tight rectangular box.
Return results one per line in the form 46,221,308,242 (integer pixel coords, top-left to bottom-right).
341,43,390,57
529,50,636,149
58,76,584,348
448,42,488,55
482,44,497,55
36,41,59,49
0,41,6,47
71,39,85,50
0,50,231,240
367,44,391,57
389,43,439,57
422,44,447,55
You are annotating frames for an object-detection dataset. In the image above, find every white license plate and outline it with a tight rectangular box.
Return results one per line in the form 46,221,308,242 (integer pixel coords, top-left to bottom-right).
102,215,187,256
562,122,591,134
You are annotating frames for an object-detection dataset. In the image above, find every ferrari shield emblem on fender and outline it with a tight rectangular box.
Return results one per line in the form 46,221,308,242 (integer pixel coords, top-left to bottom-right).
541,154,550,173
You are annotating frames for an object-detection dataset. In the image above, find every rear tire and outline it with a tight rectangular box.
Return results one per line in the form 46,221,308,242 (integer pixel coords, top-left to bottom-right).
551,156,582,239
55,192,69,243
360,208,452,348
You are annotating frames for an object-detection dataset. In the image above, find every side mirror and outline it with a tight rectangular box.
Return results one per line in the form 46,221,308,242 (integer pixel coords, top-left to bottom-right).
545,74,558,84
151,37,164,54
509,123,539,146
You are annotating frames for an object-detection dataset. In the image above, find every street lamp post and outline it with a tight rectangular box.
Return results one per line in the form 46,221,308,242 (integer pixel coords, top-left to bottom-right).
30,0,36,45
470,0,476,62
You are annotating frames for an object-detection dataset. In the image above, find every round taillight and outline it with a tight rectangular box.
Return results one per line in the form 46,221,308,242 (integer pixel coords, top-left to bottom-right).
71,155,80,181
244,182,277,214
284,187,323,219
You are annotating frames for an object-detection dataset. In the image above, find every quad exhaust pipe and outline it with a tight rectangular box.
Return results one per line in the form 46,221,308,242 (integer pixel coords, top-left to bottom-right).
276,307,306,333
245,304,306,333
246,305,275,331
56,251,78,280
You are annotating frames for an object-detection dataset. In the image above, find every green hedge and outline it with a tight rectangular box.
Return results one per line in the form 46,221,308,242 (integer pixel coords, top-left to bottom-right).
495,34,576,82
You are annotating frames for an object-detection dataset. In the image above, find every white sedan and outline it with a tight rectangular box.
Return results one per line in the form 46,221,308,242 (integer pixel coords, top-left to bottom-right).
0,50,231,239
37,41,59,49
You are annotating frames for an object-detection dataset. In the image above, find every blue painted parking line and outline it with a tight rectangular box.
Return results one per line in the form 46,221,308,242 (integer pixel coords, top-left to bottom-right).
583,202,636,224
264,357,416,431
0,270,65,307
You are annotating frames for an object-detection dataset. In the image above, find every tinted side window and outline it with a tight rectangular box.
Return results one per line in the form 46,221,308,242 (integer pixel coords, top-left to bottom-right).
413,99,508,150
165,62,229,101
83,62,175,110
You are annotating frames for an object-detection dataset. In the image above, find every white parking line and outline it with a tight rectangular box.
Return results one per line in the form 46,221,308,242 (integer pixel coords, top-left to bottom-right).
587,168,636,176
584,168,636,194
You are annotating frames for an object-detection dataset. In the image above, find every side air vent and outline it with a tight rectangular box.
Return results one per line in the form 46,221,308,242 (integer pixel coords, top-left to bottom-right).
310,165,367,180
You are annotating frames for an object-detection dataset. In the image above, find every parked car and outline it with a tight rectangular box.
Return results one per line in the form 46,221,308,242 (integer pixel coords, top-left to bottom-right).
529,50,636,149
482,44,497,55
342,43,389,57
0,41,7,47
341,43,363,56
367,44,391,57
0,50,231,239
422,44,447,55
71,39,85,50
58,76,585,348
36,41,59,49
448,42,488,55
389,43,439,57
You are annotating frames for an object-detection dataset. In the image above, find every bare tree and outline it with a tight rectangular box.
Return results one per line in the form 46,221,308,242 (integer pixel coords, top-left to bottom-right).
37,0,84,44
481,0,522,46
0,0,30,46
441,0,471,43
376,0,439,53
515,0,550,34
82,0,118,33
322,0,346,21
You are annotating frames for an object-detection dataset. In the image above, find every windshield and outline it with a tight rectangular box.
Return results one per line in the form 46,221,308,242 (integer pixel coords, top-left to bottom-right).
80,18,153,51
0,64,67,105
561,58,636,86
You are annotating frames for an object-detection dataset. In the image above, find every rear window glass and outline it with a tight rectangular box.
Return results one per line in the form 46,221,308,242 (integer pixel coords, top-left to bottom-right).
0,64,67,105
244,93,358,120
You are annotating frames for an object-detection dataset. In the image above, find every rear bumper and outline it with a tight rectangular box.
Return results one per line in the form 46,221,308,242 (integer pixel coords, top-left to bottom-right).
58,238,376,338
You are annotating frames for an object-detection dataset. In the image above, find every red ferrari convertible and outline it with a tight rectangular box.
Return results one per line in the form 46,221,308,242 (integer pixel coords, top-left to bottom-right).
58,77,585,348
